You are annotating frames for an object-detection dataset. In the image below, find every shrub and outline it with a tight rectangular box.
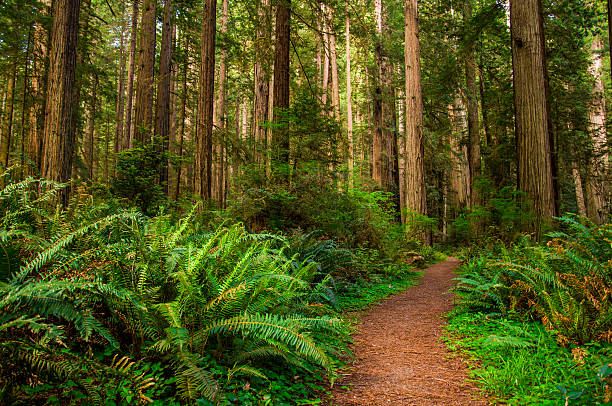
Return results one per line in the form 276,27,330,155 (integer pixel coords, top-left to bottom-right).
454,215,612,345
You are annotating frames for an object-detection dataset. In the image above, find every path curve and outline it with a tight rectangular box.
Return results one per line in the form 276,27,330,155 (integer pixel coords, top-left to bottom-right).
329,258,487,405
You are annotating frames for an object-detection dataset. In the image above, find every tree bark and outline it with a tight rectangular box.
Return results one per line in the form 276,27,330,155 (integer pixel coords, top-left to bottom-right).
448,95,471,213
404,0,429,243
463,0,481,207
272,0,290,173
321,3,330,106
0,60,17,169
213,0,228,205
40,0,81,205
155,0,173,194
328,4,340,121
133,0,155,145
373,0,398,196
510,0,557,230
195,0,217,199
572,165,587,218
346,6,353,187
585,35,609,224
27,2,51,175
85,76,98,180
115,8,127,158
253,0,271,165
124,0,139,149
174,35,188,201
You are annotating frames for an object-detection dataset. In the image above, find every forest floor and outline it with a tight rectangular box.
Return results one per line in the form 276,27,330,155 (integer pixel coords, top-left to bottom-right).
328,258,488,405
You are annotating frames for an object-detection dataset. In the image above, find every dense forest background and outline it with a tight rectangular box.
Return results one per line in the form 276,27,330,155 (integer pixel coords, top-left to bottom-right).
0,0,611,404
0,0,609,235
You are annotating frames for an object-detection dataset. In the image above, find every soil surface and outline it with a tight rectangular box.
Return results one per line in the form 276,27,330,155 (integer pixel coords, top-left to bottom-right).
329,258,487,405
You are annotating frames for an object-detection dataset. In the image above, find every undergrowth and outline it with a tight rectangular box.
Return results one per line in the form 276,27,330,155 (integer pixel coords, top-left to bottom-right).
0,177,434,404
445,312,611,405
445,215,612,405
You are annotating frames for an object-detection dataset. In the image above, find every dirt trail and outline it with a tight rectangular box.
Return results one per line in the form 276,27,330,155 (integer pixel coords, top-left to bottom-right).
329,258,487,405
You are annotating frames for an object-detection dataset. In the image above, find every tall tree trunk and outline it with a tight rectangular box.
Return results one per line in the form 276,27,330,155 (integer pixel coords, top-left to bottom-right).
328,4,340,121
585,36,609,224
448,95,471,214
20,30,33,178
510,0,556,231
124,0,139,149
321,3,330,106
463,0,481,207
346,6,353,187
253,0,271,166
174,36,188,201
195,0,217,199
404,0,429,243
155,0,173,194
115,9,127,162
253,3,271,167
572,165,587,217
373,0,398,196
213,0,228,205
272,0,290,173
0,60,17,169
133,0,155,145
85,76,98,180
27,2,51,175
40,0,81,205
397,84,406,223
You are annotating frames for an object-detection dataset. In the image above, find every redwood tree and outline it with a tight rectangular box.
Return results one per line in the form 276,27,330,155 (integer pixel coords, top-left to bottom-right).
272,0,291,174
133,0,155,144
510,0,557,229
40,0,81,204
403,0,428,244
195,0,217,199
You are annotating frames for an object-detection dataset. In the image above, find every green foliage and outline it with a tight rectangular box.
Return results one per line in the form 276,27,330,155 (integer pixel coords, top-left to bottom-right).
445,312,611,405
228,178,406,256
0,179,355,404
453,215,612,345
112,142,167,215
452,184,533,243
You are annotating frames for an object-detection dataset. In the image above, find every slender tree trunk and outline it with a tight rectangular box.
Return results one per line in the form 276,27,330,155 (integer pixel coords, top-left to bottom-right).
40,0,81,205
373,0,398,196
173,37,188,201
155,0,173,194
585,36,609,224
85,76,98,180
321,3,330,106
133,0,155,144
328,4,340,121
213,0,228,205
115,9,127,159
448,95,471,213
510,0,556,230
346,6,353,187
253,0,271,166
0,60,17,169
404,0,429,244
478,61,491,147
572,165,587,217
27,3,51,175
195,0,217,199
272,0,290,173
124,0,139,149
463,0,481,207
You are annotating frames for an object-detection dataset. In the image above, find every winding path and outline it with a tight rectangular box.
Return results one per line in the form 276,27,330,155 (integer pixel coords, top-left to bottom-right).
329,258,487,405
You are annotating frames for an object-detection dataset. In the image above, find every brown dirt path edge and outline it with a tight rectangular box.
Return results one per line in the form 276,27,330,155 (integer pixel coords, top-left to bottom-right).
328,257,487,406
